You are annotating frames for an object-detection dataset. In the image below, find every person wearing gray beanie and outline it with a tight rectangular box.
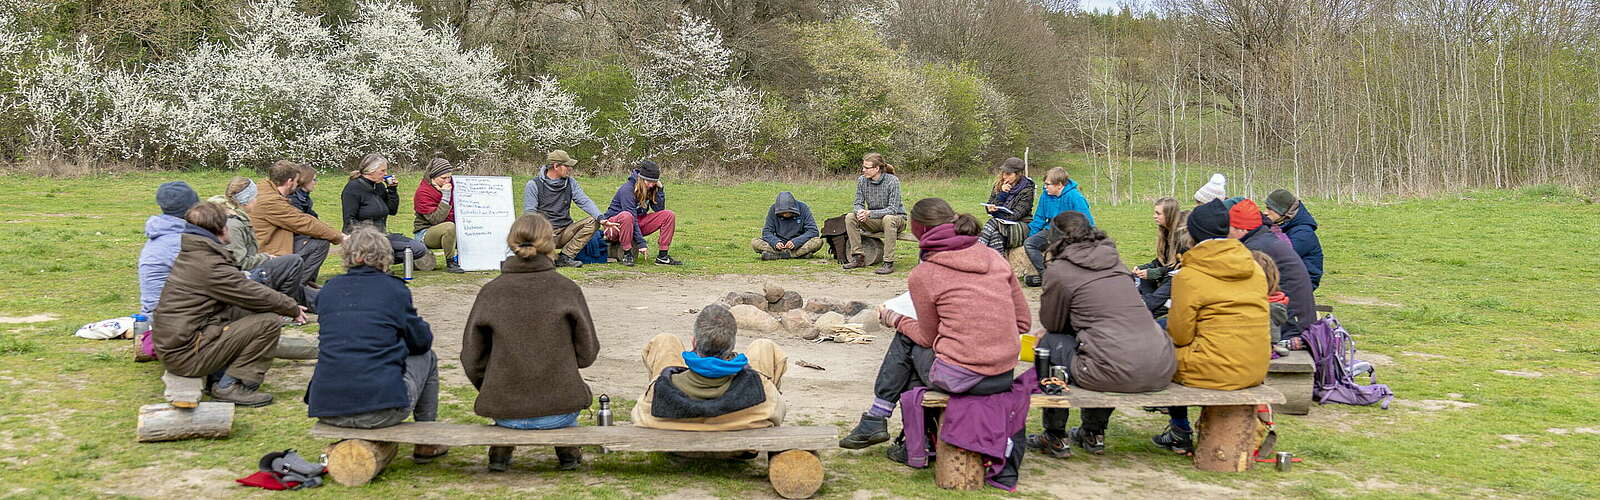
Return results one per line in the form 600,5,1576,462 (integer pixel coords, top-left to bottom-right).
1263,189,1323,289
157,181,200,217
139,181,200,315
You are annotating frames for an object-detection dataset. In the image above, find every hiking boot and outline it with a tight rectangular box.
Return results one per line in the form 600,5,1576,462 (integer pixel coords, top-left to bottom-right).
885,438,910,466
209,379,274,408
1026,432,1072,459
413,444,449,464
620,249,637,267
761,250,788,261
838,413,890,449
487,446,514,472
1023,275,1043,287
1151,426,1194,455
842,254,866,270
654,253,683,266
555,447,583,471
1069,427,1106,455
874,261,895,275
554,254,583,268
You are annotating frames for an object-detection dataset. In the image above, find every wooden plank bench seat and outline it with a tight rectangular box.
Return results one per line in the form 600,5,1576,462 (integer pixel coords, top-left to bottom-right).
919,383,1285,488
310,422,835,498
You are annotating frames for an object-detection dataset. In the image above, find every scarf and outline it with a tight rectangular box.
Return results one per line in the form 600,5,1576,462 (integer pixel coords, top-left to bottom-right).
681,351,748,378
916,223,978,259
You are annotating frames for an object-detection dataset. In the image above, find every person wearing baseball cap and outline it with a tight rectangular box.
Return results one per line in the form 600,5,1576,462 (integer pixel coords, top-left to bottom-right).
1227,198,1317,347
601,160,682,266
523,150,616,268
1263,189,1323,289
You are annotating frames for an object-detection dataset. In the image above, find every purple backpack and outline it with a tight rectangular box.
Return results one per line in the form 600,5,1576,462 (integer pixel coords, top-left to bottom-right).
1304,315,1394,409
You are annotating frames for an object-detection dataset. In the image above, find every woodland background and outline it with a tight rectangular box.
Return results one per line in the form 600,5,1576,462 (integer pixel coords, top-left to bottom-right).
2,0,1597,199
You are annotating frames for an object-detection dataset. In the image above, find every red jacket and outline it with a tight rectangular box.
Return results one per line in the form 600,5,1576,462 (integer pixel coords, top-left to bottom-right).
413,180,453,234
896,243,1028,376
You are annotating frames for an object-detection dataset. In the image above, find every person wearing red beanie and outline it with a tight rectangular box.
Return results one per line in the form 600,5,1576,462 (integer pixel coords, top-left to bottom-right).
1227,199,1263,236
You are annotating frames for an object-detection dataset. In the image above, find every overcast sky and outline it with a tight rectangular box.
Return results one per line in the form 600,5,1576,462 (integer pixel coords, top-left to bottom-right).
1077,0,1145,13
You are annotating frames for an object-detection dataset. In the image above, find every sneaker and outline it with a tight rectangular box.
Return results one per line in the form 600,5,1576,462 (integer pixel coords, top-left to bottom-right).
487,446,514,472
761,251,787,261
555,446,583,471
413,444,449,464
1025,432,1073,459
1069,427,1106,455
885,438,910,466
1023,275,1043,287
842,255,866,270
874,261,895,275
554,254,583,268
1151,426,1195,455
209,380,274,408
620,249,636,267
838,413,890,449
654,253,683,266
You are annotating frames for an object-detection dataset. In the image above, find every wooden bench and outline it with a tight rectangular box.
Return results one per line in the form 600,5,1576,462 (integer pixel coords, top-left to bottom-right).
920,383,1285,488
310,422,836,498
1268,351,1314,414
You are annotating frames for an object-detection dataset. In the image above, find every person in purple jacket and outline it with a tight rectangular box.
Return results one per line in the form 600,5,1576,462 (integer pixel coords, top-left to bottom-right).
601,160,683,266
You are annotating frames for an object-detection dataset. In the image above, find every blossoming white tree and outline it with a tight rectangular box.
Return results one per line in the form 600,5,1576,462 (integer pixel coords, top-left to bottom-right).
620,11,762,159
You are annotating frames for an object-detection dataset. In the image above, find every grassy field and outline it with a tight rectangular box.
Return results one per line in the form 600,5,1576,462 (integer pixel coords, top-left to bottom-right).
1,156,1598,498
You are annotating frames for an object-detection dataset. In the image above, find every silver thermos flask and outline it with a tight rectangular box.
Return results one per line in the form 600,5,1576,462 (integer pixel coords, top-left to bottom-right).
596,394,613,426
403,250,414,281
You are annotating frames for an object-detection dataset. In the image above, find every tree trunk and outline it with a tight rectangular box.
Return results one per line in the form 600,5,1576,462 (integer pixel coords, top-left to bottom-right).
325,439,398,486
1194,404,1257,472
136,402,234,443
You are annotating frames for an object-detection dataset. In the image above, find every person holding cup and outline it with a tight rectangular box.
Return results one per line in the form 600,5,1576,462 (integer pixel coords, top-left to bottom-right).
342,153,433,272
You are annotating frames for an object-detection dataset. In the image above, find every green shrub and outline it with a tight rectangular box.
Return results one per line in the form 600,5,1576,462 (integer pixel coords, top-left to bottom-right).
552,58,637,161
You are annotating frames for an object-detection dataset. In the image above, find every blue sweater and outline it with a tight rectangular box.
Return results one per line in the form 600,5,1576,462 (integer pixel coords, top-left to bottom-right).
1278,205,1324,289
306,266,433,418
761,192,819,247
1028,180,1094,235
602,172,667,246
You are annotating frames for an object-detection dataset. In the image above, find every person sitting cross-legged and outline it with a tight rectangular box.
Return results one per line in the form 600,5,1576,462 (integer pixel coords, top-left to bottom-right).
305,226,447,463
153,202,305,407
633,304,788,432
752,191,822,260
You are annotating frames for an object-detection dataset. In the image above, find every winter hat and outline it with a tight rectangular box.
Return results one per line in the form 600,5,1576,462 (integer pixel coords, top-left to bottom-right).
1265,189,1298,215
998,157,1025,174
1194,173,1227,204
1187,199,1231,242
424,157,454,179
634,160,661,182
546,150,578,167
156,181,200,217
1228,198,1263,231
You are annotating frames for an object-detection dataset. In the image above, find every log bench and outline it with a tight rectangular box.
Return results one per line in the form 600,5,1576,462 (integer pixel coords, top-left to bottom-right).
920,383,1285,488
310,422,836,498
1268,351,1314,415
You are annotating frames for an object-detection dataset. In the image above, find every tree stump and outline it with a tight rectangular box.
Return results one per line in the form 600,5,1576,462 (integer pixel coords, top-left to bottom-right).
767,450,823,499
136,402,234,442
1194,404,1257,472
933,436,984,490
1006,246,1033,280
272,336,318,360
325,439,398,486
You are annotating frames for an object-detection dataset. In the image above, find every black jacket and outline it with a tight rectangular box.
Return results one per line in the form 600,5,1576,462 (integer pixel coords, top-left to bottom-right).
761,192,819,247
305,266,432,417
987,177,1036,223
1242,228,1317,339
341,177,399,233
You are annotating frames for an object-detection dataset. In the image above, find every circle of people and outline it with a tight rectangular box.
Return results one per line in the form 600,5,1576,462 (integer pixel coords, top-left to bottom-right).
134,150,1323,474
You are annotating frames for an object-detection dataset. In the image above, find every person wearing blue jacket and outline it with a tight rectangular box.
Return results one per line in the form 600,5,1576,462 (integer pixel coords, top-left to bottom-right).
1019,168,1094,286
602,160,682,266
1264,189,1324,289
138,181,199,315
306,226,449,462
753,191,821,260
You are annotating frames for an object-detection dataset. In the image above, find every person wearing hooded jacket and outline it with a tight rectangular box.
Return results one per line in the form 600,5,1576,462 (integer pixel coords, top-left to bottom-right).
1025,211,1178,459
1264,189,1324,289
602,160,681,266
524,150,615,268
139,181,200,315
1150,199,1270,455
752,192,821,260
1020,167,1095,286
839,198,1028,459
154,202,306,408
1228,199,1317,345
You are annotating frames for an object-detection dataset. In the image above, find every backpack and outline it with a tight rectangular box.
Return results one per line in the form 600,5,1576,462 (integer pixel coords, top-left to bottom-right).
1303,315,1394,408
575,231,609,264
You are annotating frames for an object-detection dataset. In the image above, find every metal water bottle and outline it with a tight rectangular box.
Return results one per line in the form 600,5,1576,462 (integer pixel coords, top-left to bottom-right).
403,250,414,281
1275,451,1294,472
1033,347,1051,379
596,394,613,426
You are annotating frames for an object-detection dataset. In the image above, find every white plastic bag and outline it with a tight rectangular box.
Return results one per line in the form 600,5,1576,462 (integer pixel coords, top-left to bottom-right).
75,317,134,340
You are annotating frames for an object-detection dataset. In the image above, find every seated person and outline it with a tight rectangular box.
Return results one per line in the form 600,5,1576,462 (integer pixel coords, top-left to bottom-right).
1252,250,1291,346
342,153,432,271
139,181,200,315
602,160,682,266
1133,197,1182,296
251,160,344,287
524,149,617,268
842,153,905,274
305,227,447,462
1027,211,1177,458
1021,167,1093,286
752,191,821,260
462,214,600,472
977,157,1034,253
153,202,306,407
1152,199,1271,455
633,304,788,432
839,198,1027,460
1264,189,1324,289
1228,199,1316,345
414,154,465,273
210,178,315,309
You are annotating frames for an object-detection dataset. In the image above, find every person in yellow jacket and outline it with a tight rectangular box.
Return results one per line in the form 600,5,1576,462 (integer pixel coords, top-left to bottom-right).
1152,199,1270,455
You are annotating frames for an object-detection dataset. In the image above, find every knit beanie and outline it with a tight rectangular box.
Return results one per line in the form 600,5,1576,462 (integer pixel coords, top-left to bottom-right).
1194,173,1227,204
1228,198,1263,231
1187,199,1231,242
1265,189,1298,215
156,181,200,217
635,160,661,182
424,157,454,180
